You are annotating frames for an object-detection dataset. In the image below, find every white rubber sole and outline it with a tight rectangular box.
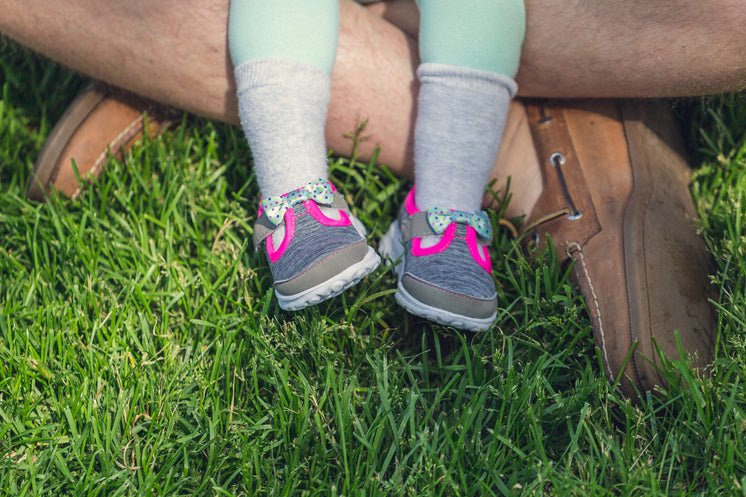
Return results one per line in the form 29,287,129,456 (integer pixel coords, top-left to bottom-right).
394,284,496,332
276,247,381,311
379,220,496,332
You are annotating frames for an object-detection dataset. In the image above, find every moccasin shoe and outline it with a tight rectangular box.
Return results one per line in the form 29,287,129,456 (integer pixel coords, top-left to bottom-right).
27,83,176,201
516,99,718,397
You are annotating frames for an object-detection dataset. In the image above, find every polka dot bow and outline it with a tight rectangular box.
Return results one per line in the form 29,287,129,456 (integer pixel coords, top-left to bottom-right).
261,178,335,226
426,207,492,239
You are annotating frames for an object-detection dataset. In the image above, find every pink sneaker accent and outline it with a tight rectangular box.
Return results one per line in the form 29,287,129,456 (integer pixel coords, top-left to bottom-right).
411,223,457,256
305,199,351,227
266,209,296,263
405,187,419,215
466,227,492,273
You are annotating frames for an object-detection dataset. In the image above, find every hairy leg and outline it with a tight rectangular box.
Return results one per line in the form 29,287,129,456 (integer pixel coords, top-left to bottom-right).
521,0,746,97
330,2,419,170
0,1,238,121
1,0,744,214
3,0,745,151
3,0,745,115
0,0,418,171
374,0,746,97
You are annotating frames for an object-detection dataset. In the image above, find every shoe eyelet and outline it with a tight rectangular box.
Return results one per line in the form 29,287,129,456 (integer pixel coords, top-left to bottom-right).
567,210,583,221
549,152,566,167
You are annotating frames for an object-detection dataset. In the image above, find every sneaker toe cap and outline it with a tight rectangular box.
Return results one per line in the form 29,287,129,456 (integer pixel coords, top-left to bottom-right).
401,273,497,320
275,240,370,297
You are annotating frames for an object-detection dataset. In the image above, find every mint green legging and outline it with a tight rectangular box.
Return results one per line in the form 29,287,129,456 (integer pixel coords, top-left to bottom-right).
418,0,525,77
228,0,340,75
228,0,525,77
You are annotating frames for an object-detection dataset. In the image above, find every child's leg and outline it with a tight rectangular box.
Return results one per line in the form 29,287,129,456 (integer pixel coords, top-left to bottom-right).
230,1,380,310
380,0,525,331
229,0,338,198
414,0,525,211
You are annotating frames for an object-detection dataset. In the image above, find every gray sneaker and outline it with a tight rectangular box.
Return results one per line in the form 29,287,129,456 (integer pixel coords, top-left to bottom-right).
254,178,380,310
379,188,497,332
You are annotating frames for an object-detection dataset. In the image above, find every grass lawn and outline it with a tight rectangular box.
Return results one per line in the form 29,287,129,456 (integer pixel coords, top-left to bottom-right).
1,43,746,496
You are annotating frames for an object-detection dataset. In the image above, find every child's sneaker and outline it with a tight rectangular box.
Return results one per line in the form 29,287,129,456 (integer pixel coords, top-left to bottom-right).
379,188,497,332
253,178,381,310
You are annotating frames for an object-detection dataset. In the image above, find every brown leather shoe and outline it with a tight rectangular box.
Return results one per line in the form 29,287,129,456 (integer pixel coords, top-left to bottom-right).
505,99,717,397
27,83,176,201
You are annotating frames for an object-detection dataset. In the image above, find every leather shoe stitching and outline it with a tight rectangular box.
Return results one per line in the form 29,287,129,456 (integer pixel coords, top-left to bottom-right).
567,241,614,382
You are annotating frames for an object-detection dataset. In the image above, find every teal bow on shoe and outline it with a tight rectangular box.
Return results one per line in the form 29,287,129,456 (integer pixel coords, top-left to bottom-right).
261,178,335,226
426,207,492,239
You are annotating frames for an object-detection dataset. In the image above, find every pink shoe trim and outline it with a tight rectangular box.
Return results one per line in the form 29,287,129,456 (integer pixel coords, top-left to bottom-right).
466,227,492,273
305,199,351,227
411,223,456,256
405,187,419,215
266,209,296,263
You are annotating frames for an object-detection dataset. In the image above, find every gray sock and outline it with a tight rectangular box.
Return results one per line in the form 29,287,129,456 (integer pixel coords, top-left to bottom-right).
414,63,517,212
235,58,331,198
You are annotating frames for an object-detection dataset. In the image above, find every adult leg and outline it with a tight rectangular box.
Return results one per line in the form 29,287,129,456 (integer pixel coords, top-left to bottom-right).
371,0,746,97
3,0,746,169
0,0,419,171
518,0,746,97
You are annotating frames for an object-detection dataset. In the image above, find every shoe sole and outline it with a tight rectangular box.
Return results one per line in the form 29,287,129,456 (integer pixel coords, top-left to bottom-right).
276,247,381,311
379,221,497,332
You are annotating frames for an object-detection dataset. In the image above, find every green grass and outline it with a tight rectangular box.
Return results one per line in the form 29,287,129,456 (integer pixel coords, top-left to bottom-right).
1,44,746,496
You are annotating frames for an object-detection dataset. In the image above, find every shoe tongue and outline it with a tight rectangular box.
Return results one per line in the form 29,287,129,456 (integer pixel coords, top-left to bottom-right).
319,205,343,221
419,233,443,249
271,225,286,246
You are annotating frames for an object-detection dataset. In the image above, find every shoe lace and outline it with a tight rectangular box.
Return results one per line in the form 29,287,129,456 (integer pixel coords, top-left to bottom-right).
519,103,584,242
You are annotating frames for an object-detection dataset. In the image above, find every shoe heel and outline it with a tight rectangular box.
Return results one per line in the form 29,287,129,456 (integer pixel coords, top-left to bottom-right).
379,220,405,277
